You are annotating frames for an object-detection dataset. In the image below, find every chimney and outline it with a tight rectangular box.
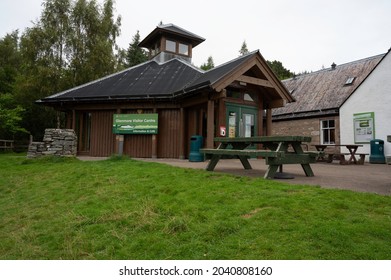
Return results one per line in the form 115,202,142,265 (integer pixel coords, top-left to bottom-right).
331,62,336,70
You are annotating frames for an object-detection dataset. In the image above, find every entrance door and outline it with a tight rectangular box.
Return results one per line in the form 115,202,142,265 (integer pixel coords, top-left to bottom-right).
226,103,257,138
76,112,91,155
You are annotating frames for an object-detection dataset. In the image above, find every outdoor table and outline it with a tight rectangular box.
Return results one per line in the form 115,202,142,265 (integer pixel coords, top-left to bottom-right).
202,136,318,179
313,144,364,164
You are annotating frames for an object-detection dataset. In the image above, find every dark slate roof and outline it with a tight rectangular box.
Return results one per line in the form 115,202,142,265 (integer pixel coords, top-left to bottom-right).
40,59,203,103
39,50,292,106
273,53,384,120
39,51,262,104
139,23,205,49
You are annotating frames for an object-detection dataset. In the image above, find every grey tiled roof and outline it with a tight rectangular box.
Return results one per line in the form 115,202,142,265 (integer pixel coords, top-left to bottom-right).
273,53,385,119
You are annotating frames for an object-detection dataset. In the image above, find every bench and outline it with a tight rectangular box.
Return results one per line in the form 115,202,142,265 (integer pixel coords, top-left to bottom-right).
326,153,368,165
200,148,321,179
200,149,284,172
200,148,283,158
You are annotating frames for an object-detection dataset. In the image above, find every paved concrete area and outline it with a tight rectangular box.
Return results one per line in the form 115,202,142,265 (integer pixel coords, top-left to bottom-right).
137,158,391,196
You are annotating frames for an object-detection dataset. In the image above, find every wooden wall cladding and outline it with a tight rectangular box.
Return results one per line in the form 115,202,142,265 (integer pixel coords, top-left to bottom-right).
157,109,181,158
90,110,116,157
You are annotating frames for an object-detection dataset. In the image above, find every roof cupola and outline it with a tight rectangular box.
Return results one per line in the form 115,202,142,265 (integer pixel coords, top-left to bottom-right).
139,23,205,63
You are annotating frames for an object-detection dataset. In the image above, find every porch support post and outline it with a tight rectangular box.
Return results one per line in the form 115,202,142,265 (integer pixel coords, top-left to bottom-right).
115,108,121,155
206,99,215,148
258,98,264,136
72,110,76,130
56,111,61,129
179,107,186,159
266,108,272,136
151,108,158,158
217,89,226,137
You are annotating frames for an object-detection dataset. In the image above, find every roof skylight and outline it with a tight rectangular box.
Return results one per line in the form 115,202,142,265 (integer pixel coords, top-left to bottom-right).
345,77,355,85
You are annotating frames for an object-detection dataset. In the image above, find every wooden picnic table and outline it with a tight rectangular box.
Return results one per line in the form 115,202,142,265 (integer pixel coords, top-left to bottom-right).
201,136,319,179
313,144,365,164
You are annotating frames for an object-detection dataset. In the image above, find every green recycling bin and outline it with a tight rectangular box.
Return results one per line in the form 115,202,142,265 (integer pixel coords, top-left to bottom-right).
369,139,386,164
189,135,204,162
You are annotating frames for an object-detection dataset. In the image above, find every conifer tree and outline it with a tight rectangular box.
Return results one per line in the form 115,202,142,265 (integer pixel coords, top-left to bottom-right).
126,30,148,67
239,40,249,56
200,56,215,70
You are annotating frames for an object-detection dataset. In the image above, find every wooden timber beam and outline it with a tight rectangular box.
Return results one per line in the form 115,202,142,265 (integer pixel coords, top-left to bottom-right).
206,100,215,148
236,75,274,88
209,89,227,101
269,99,286,108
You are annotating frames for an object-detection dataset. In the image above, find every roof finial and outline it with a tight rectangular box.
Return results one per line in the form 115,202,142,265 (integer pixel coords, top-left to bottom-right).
331,62,336,70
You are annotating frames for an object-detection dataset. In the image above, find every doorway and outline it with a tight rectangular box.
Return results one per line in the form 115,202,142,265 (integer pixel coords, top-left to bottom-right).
75,112,91,155
226,103,257,138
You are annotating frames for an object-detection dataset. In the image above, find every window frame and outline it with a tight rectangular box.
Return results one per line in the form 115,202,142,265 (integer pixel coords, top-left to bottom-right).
178,42,189,55
320,119,336,145
165,39,176,53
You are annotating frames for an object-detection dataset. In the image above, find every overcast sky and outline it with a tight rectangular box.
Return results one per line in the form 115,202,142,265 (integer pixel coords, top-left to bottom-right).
1,0,390,73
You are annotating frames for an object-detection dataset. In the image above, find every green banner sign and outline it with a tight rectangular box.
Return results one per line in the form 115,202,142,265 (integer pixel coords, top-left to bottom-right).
113,114,158,134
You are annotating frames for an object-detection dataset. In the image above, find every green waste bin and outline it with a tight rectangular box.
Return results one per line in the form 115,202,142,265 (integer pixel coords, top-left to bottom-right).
189,135,204,162
369,139,386,164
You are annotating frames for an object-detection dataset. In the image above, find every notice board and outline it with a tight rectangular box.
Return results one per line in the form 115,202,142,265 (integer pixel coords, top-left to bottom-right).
353,112,374,143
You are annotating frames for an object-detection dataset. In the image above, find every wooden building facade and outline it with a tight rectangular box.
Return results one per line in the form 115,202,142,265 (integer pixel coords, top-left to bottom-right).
39,24,293,158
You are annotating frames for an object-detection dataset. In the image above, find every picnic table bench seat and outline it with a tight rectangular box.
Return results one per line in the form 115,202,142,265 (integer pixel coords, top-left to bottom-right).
326,152,368,165
201,147,322,178
200,148,283,172
200,148,283,158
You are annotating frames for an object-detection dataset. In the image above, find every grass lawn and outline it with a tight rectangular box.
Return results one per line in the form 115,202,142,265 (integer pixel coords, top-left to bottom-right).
0,154,390,260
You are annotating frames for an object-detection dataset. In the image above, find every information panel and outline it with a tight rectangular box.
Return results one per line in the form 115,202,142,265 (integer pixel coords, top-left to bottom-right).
353,112,374,143
113,114,158,134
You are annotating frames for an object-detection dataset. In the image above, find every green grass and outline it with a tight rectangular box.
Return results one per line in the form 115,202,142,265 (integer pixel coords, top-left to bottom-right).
1,154,390,260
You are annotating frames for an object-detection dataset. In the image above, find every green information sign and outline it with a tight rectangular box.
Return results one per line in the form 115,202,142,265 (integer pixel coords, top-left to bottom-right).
113,114,158,134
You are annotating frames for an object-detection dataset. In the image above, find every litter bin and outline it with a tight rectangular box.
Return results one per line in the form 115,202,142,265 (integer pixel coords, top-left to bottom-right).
369,139,385,164
189,135,204,162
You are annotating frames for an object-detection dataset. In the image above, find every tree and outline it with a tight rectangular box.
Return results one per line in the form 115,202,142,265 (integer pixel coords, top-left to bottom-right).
200,56,215,71
239,40,249,56
0,94,28,139
0,31,29,139
125,30,148,67
41,0,71,89
13,0,122,139
266,60,294,80
68,0,122,86
0,31,21,95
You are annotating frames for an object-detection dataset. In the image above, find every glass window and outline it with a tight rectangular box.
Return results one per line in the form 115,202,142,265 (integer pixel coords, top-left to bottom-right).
178,43,189,55
243,114,255,137
227,90,241,99
345,77,355,85
166,40,176,52
320,119,335,144
244,93,254,102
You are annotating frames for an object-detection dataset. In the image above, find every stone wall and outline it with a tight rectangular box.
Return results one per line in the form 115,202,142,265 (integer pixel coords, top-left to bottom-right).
27,129,77,158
